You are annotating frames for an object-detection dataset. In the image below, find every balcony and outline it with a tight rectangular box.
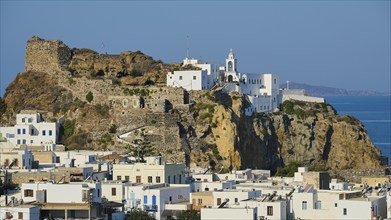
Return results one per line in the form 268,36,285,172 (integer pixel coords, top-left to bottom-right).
143,204,158,212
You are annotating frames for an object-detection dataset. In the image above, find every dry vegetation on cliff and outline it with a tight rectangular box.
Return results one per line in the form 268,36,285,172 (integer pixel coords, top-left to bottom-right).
0,36,383,174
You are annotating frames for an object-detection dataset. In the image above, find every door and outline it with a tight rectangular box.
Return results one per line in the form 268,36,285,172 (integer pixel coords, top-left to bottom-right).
136,176,141,183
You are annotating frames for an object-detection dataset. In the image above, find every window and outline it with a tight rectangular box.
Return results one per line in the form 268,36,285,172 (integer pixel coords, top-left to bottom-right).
22,118,25,123
193,76,196,80
198,199,203,205
30,140,33,144
18,212,23,219
24,189,34,197
235,198,238,203
335,203,338,207
22,139,26,144
315,201,321,209
17,139,21,145
156,176,161,183
22,129,26,134
17,129,21,134
217,198,222,205
125,176,130,182
82,190,89,202
49,130,52,136
117,176,121,181
28,118,33,123
144,195,148,204
343,208,347,215
274,79,277,84
179,76,183,80
148,176,153,183
267,206,273,216
136,176,141,183
302,201,307,210
42,130,46,136
168,176,171,183
111,188,116,196
174,175,176,184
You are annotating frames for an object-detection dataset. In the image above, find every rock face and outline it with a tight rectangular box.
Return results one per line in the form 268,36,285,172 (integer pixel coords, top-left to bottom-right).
0,36,383,173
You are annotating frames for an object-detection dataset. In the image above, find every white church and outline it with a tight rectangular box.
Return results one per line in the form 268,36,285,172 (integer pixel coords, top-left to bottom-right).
167,49,323,116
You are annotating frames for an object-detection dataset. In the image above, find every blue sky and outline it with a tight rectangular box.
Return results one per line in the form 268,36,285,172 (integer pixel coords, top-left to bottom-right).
1,1,390,96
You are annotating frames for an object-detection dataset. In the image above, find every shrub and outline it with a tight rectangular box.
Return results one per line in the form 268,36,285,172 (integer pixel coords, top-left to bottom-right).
283,101,294,114
96,69,105,77
100,133,113,144
293,108,306,119
67,77,76,85
177,210,200,220
199,112,213,121
93,104,109,117
63,120,75,139
125,209,154,220
86,91,94,103
109,124,117,134
130,69,143,77
275,161,301,177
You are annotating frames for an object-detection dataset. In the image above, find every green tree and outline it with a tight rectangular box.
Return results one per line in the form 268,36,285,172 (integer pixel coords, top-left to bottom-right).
86,91,94,103
177,210,200,220
125,210,155,220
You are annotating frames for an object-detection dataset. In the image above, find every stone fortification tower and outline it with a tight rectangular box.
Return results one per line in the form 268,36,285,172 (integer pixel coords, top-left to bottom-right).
25,36,71,73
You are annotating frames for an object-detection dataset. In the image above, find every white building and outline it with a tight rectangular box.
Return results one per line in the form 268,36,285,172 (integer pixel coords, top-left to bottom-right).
54,150,113,167
0,205,40,220
166,70,209,91
329,179,349,190
112,156,185,184
124,183,191,220
101,180,129,203
220,49,281,116
236,197,288,220
291,189,387,220
0,148,34,169
191,181,234,192
280,88,325,103
21,181,103,219
201,207,257,220
0,112,60,149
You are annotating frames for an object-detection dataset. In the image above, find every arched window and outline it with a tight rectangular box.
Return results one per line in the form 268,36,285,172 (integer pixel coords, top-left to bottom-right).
227,61,233,72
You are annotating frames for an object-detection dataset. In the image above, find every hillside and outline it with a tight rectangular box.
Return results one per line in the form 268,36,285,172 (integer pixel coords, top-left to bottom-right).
0,36,384,174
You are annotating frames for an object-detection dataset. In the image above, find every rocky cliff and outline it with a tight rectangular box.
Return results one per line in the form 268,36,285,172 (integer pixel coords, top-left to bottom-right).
0,37,383,173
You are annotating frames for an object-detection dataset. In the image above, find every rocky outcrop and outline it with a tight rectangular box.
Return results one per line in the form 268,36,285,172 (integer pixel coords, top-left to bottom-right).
0,36,383,173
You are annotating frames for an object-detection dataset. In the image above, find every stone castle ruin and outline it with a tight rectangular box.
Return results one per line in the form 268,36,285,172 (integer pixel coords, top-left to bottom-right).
23,36,193,163
25,36,71,73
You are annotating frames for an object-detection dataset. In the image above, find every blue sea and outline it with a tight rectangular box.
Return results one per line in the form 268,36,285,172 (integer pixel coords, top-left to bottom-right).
325,96,391,164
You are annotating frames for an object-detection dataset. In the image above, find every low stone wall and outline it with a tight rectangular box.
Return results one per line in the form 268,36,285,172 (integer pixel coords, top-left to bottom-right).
282,95,324,103
332,167,391,183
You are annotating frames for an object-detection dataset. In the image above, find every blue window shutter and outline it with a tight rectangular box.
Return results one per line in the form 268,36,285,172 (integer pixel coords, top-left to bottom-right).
152,195,156,205
144,195,148,204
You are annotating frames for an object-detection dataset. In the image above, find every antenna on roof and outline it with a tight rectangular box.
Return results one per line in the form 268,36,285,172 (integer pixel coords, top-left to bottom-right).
186,35,190,58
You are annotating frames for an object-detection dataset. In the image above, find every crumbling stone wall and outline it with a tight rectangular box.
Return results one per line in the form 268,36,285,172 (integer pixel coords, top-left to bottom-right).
25,36,71,73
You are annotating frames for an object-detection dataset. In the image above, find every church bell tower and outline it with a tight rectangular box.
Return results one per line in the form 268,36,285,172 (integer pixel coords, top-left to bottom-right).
225,49,238,82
